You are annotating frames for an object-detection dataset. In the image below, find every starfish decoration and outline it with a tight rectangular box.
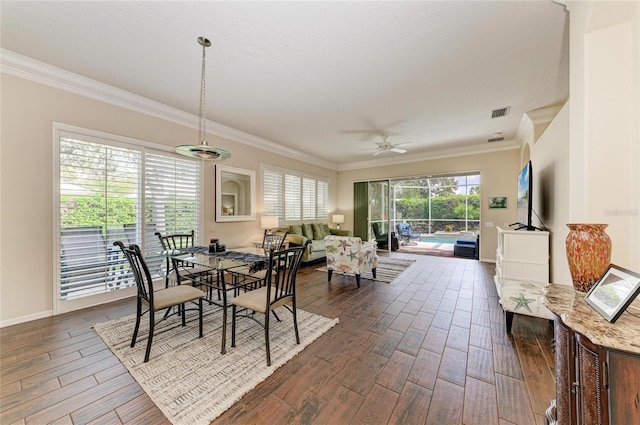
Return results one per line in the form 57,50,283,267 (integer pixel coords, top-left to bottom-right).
337,240,351,252
347,250,358,262
509,292,536,313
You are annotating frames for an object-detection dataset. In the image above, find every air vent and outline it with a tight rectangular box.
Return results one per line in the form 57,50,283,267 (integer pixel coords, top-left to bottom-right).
491,107,510,118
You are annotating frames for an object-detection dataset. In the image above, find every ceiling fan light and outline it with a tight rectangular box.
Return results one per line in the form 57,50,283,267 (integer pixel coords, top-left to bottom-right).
390,148,407,154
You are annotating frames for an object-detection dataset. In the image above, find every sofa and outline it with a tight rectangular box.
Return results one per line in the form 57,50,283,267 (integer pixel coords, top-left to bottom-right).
276,223,350,263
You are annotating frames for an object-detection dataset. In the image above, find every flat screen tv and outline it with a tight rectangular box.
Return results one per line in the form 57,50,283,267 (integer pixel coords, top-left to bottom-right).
515,160,534,230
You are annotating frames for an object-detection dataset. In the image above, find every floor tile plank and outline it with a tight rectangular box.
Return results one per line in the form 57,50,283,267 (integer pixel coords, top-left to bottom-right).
1,254,556,425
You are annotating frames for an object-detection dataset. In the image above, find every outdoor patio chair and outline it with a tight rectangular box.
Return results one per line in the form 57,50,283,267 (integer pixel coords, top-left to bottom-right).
230,241,309,366
396,223,420,245
371,222,388,250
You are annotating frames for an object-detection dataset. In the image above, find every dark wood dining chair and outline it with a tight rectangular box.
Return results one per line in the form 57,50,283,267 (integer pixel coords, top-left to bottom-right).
114,242,205,363
155,230,210,288
227,231,290,293
261,231,288,253
230,241,309,366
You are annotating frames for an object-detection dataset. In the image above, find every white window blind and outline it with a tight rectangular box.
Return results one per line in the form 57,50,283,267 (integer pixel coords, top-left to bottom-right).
317,180,328,219
262,169,283,217
262,165,329,223
57,135,201,301
302,177,316,220
285,174,302,221
144,152,201,275
59,137,141,300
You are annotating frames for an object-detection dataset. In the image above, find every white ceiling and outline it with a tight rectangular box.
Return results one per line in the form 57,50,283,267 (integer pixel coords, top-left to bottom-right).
1,1,569,169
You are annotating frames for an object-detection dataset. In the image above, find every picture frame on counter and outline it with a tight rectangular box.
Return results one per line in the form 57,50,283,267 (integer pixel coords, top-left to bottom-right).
584,264,640,323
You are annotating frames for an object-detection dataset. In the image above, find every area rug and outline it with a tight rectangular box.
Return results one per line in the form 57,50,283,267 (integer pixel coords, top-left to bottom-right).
315,256,416,283
93,306,338,425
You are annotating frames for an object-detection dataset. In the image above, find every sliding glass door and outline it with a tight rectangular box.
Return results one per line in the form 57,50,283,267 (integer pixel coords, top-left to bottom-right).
369,181,390,251
353,180,390,251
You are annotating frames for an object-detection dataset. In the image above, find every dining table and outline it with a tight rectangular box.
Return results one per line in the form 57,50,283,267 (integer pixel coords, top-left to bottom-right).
168,246,269,354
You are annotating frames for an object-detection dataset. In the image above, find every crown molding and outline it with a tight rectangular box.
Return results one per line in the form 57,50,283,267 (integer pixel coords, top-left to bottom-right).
515,103,565,146
526,104,564,125
337,140,520,171
0,48,335,170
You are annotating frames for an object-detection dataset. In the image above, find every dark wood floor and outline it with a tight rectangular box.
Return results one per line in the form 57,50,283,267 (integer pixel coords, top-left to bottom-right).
1,253,555,425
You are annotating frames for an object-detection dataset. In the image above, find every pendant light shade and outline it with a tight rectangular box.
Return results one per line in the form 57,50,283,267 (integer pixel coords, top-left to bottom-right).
176,36,231,160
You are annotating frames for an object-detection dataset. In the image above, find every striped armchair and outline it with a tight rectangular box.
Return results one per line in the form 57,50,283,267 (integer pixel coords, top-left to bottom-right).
324,236,378,288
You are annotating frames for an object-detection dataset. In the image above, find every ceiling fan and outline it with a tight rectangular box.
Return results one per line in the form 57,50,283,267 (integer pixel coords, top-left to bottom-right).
369,135,411,156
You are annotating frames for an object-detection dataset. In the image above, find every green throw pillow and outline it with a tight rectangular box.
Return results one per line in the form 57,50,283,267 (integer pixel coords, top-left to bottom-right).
312,223,326,240
302,223,314,239
289,224,303,236
323,224,331,235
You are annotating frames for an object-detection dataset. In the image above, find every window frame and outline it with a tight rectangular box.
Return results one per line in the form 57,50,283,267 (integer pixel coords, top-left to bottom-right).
53,123,204,314
261,164,329,224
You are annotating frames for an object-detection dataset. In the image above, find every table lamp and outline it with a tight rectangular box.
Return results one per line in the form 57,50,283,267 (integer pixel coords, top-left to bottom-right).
260,216,279,234
332,214,345,230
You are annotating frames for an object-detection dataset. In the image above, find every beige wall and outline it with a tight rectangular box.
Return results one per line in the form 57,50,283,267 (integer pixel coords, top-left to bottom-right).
528,1,640,284
0,74,336,324
3,0,637,325
568,1,639,273
334,149,521,261
529,103,572,284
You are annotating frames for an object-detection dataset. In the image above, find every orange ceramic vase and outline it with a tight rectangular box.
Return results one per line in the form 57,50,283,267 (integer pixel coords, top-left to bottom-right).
565,224,611,292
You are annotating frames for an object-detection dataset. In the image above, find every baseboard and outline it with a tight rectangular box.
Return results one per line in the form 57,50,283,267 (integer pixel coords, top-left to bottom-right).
1,310,53,328
480,257,496,263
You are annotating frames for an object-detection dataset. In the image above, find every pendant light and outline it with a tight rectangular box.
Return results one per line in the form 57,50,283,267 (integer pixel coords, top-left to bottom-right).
176,37,231,160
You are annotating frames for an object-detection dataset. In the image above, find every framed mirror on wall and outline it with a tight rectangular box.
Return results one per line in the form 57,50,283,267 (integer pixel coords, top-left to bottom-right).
215,164,256,222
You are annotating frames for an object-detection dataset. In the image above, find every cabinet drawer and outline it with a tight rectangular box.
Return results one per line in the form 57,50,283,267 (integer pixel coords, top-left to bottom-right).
500,260,549,283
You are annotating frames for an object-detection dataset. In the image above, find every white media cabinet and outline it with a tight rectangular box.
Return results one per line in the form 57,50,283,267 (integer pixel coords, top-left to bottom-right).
494,227,552,332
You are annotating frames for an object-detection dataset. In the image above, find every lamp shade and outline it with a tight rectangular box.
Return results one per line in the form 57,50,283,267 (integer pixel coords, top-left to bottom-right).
260,216,279,230
332,214,345,225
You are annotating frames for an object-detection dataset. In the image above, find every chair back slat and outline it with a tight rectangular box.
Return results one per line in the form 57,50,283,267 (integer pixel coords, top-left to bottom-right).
114,242,154,305
265,241,309,307
155,230,195,250
262,231,288,253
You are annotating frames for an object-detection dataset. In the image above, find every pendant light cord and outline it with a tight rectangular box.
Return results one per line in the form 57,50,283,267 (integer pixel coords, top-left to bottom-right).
199,41,207,144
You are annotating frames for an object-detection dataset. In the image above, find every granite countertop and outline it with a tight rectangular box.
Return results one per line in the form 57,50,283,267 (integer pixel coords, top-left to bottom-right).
544,283,640,354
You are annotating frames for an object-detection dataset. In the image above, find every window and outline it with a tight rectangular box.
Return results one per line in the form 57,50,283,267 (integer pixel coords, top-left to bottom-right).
391,173,480,233
56,127,201,304
262,165,328,223
143,152,201,276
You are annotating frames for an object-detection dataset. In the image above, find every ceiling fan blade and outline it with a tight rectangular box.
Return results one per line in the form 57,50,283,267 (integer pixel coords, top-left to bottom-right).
372,150,383,156
390,148,407,154
393,142,412,148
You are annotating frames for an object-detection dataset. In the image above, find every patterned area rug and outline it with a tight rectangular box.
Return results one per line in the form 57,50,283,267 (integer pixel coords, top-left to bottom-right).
315,256,416,283
94,307,338,425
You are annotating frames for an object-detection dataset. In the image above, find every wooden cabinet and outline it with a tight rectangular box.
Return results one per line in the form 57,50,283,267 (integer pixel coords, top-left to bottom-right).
495,227,549,283
546,285,640,425
554,318,575,425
